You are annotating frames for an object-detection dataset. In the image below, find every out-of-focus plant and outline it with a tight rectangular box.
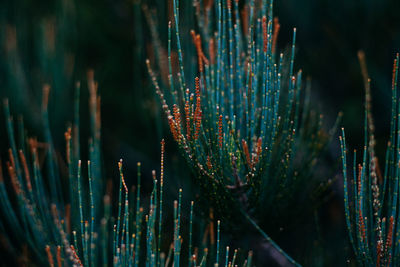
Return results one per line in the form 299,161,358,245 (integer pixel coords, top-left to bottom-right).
147,0,339,264
340,52,400,265
0,0,77,127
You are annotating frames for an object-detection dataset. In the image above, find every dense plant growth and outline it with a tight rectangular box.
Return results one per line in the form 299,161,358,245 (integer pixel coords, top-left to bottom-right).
340,53,400,266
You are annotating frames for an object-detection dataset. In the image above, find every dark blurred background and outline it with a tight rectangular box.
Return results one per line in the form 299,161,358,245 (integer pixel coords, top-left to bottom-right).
0,0,399,265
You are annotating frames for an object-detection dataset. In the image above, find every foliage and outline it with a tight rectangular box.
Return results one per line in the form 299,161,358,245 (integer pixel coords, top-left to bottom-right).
147,0,340,264
0,84,251,266
340,52,400,265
